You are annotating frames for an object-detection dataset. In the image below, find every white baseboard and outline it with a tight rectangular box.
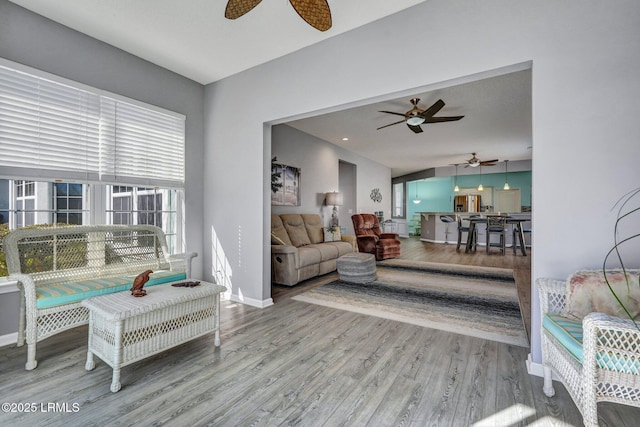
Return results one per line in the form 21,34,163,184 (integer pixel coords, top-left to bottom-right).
230,294,274,308
526,353,559,381
0,332,17,348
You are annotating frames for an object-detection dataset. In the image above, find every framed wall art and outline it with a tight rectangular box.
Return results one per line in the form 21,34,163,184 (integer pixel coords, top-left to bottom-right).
271,161,301,206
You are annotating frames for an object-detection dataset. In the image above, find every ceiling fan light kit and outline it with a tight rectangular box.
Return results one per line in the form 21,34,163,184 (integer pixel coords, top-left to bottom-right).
378,98,464,134
465,152,498,168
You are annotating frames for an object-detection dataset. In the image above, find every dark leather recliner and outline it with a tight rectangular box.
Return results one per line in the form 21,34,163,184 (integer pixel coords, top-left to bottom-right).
351,214,401,260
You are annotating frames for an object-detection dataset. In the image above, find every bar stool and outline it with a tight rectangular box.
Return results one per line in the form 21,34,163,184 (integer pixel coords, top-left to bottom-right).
456,215,477,252
512,224,531,255
486,215,507,254
440,215,454,244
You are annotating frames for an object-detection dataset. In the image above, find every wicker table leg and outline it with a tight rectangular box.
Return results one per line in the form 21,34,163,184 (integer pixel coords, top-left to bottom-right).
110,320,123,393
85,351,95,371
214,295,221,347
542,365,555,397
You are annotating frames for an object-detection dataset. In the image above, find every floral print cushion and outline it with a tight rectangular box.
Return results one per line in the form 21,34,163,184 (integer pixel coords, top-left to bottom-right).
562,269,640,320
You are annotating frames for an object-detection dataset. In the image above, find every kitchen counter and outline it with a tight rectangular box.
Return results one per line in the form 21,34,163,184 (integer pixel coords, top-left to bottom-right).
419,212,531,247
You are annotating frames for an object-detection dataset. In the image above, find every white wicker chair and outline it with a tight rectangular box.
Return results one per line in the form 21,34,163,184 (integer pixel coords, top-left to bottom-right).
537,277,640,427
4,225,197,370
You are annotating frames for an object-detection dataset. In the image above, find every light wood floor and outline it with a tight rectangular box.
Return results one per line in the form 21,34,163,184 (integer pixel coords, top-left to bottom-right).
1,240,639,426
273,237,533,339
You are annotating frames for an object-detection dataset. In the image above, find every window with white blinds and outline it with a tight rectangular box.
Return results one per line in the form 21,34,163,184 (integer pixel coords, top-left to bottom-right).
0,60,185,188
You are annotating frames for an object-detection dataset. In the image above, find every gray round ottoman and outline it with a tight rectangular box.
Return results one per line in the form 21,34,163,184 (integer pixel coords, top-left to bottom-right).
336,252,376,283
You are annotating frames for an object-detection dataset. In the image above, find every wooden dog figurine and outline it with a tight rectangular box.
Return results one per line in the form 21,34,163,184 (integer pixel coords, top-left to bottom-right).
131,270,153,297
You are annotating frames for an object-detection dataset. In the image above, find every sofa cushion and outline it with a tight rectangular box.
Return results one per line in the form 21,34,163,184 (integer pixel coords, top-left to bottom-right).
543,313,584,363
281,214,311,247
297,246,322,267
544,313,640,374
352,213,382,237
562,269,640,320
271,215,293,246
308,244,339,261
35,270,186,309
301,214,324,244
326,241,354,257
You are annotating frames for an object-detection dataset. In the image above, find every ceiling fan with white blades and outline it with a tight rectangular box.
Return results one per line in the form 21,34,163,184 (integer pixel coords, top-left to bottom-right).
225,0,332,32
377,98,464,134
465,153,498,168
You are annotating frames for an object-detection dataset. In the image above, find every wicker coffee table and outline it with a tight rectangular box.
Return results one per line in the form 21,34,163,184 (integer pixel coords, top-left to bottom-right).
336,252,376,283
82,280,226,392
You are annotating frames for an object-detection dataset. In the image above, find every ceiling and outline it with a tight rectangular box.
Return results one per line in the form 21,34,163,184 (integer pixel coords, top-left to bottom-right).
9,1,532,178
287,68,532,177
8,0,428,85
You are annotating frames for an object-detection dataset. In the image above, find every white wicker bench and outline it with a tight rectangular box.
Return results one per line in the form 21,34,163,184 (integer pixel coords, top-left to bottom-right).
83,281,225,392
537,276,640,427
4,225,197,370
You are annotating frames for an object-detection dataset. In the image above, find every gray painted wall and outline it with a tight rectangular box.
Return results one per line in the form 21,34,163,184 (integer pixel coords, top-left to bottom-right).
271,124,391,234
0,0,205,336
204,0,640,364
0,291,19,336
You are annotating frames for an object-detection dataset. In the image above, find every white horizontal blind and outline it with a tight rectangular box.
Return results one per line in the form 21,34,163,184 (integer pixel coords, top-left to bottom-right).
0,65,102,181
0,61,185,188
100,97,185,187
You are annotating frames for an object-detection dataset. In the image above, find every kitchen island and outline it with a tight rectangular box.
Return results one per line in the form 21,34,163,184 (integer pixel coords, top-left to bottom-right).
419,212,531,249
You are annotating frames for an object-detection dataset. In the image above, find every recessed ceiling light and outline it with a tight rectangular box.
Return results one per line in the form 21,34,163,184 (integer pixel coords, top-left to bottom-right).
341,137,349,141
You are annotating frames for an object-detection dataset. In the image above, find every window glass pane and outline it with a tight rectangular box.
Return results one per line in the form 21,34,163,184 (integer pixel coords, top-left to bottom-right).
55,183,68,196
392,182,405,218
68,184,83,196
67,213,82,225
0,179,181,278
68,199,82,210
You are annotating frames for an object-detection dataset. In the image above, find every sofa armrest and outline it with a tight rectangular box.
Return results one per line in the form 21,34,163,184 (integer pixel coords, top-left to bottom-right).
340,235,357,251
168,251,198,279
536,277,567,317
271,245,299,286
583,312,640,375
271,244,298,255
9,273,36,312
380,233,399,240
355,235,378,254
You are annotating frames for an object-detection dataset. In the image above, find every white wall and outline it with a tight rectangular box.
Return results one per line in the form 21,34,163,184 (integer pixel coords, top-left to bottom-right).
204,0,640,363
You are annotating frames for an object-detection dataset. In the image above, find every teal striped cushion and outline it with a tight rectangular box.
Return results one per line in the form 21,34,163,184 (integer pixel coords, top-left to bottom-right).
544,313,584,363
544,313,640,374
35,270,186,309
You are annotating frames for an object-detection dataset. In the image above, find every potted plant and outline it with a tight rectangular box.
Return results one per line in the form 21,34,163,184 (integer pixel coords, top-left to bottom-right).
603,187,640,325
324,225,340,242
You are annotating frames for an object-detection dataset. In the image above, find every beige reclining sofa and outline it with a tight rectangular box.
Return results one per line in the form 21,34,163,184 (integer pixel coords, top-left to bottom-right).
271,214,355,286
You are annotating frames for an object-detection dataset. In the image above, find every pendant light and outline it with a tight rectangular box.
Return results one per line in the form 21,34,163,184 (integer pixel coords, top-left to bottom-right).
477,165,484,191
503,160,510,190
454,164,460,192
412,181,421,204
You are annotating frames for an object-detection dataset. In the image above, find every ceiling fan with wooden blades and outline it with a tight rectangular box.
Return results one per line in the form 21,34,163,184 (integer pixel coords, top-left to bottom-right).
377,98,464,134
225,0,332,32
465,152,498,168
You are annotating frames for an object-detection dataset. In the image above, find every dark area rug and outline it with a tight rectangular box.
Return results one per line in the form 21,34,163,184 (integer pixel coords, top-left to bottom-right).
293,260,528,347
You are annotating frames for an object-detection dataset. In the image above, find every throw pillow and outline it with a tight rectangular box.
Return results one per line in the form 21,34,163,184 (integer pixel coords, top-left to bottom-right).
562,269,640,320
271,232,287,246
